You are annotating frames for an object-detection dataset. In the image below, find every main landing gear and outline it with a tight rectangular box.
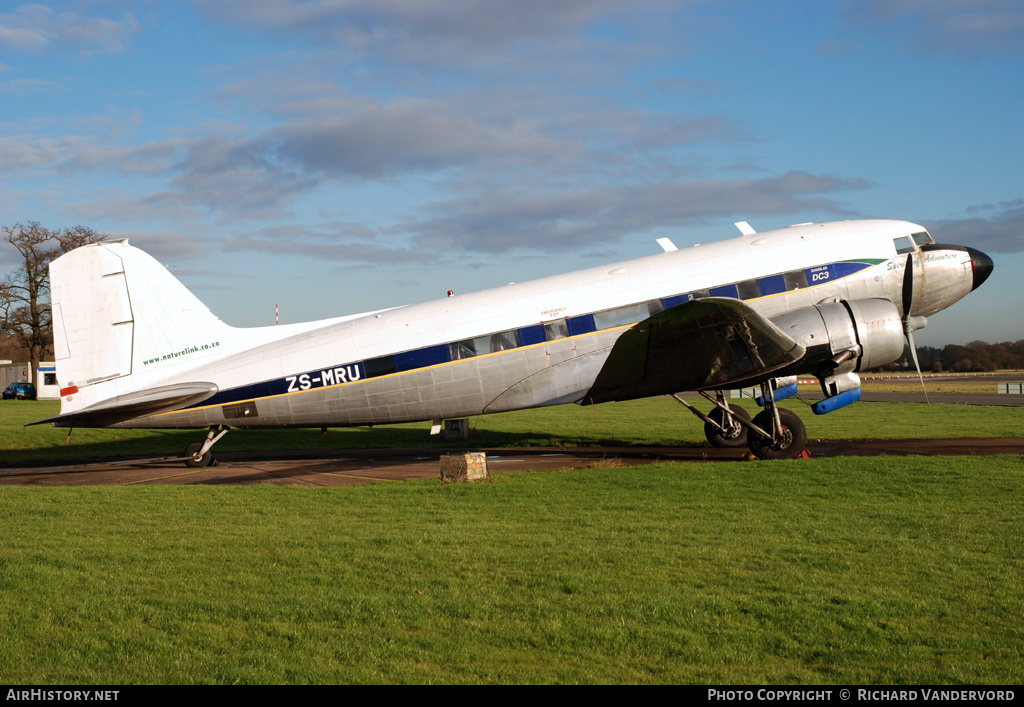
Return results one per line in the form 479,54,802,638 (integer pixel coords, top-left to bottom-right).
746,405,807,460
673,383,808,460
182,425,229,468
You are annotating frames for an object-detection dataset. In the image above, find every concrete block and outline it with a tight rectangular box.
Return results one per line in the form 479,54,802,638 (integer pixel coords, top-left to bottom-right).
440,452,488,482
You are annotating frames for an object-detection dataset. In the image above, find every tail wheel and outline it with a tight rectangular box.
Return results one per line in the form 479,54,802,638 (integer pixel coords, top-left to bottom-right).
704,404,751,448
748,408,807,460
184,442,213,468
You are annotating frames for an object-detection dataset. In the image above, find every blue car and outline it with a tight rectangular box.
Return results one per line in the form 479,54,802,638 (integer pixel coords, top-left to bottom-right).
3,382,37,400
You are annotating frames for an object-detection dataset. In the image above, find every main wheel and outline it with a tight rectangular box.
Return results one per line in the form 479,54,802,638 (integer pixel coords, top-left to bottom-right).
747,408,807,460
704,404,751,448
184,442,213,468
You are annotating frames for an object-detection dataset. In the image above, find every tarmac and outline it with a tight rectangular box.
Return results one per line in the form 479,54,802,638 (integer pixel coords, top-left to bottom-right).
1,437,1021,487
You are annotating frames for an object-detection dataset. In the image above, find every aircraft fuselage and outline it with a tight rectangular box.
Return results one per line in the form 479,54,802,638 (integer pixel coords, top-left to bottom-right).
46,219,992,433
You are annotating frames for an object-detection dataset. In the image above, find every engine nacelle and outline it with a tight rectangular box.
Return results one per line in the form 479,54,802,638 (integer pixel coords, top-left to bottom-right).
769,298,905,375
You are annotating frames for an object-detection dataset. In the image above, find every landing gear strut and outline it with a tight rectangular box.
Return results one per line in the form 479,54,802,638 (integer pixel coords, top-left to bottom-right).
745,381,806,460
703,392,750,448
673,384,808,460
183,425,229,468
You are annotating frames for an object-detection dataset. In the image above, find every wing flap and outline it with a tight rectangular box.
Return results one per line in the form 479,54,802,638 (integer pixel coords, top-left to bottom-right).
29,382,218,427
584,298,804,404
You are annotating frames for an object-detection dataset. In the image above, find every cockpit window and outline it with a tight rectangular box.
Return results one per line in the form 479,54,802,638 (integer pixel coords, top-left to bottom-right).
911,231,934,246
893,236,916,254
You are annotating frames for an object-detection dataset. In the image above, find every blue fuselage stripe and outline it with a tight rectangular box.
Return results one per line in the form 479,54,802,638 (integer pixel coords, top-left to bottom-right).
189,260,876,411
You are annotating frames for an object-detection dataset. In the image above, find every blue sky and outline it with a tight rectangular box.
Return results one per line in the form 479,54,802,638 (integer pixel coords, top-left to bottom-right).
2,0,1022,346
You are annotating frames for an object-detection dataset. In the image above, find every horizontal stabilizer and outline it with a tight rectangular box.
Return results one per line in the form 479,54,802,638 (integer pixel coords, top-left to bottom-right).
30,382,218,427
583,298,805,404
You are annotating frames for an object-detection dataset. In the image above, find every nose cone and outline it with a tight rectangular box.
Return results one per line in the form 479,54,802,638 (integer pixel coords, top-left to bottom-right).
966,247,994,290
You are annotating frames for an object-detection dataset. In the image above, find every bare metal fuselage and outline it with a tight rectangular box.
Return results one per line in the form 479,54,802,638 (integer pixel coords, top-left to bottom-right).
45,219,990,431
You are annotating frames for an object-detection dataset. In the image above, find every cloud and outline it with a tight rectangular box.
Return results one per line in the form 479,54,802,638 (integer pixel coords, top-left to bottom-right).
397,172,872,254
200,169,874,263
105,230,211,262
206,64,753,183
5,74,753,222
846,0,1024,54
926,200,1024,253
73,173,312,225
164,135,318,216
269,101,583,179
69,191,208,226
193,0,682,84
0,4,139,55
63,139,185,176
0,134,98,170
0,77,66,94
2,131,317,220
221,221,428,264
194,0,664,47
622,115,750,152
653,77,724,94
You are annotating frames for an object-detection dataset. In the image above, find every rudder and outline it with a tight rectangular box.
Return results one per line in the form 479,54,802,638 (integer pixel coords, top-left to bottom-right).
50,240,231,411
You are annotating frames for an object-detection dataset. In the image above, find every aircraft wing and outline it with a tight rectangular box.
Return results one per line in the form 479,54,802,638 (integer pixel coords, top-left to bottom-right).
583,298,805,404
29,382,218,427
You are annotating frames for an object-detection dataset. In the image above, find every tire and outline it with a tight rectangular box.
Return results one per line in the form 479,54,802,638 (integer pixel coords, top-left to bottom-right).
184,442,212,468
747,408,807,460
704,404,751,448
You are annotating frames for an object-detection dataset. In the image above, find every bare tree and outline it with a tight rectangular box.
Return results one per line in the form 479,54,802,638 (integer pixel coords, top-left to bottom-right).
0,222,105,384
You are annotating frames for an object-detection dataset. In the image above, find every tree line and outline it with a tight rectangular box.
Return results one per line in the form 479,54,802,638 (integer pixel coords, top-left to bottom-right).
880,340,1024,373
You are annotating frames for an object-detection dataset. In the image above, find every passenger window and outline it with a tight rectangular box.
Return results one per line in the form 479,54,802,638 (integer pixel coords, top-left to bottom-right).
451,333,519,360
593,302,656,330
544,319,569,341
783,270,807,291
364,355,397,377
736,279,761,300
893,236,916,254
449,341,475,360
488,330,519,352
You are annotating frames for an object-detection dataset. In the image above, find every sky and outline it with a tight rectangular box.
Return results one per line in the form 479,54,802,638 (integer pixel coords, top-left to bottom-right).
1,0,1022,347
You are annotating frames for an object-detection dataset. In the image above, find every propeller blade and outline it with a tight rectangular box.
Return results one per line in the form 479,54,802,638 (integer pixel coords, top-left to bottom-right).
905,327,930,405
901,254,914,318
901,254,929,404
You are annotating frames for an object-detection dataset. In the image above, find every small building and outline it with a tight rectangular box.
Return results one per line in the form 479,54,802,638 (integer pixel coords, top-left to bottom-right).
0,361,59,400
37,365,60,400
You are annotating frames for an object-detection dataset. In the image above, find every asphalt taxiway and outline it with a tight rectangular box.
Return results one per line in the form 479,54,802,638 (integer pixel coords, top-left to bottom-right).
1,437,1021,487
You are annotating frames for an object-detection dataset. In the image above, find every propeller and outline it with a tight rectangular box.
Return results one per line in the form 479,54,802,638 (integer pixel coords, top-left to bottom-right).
901,254,930,404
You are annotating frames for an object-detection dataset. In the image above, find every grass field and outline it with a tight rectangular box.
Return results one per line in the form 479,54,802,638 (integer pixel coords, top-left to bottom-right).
2,394,1022,465
1,394,1021,684
0,456,1021,684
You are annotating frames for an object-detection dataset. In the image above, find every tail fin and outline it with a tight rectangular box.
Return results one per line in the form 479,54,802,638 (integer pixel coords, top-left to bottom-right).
49,240,232,416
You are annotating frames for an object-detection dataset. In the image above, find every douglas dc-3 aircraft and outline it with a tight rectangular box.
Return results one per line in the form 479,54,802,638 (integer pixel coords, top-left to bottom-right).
36,219,992,464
